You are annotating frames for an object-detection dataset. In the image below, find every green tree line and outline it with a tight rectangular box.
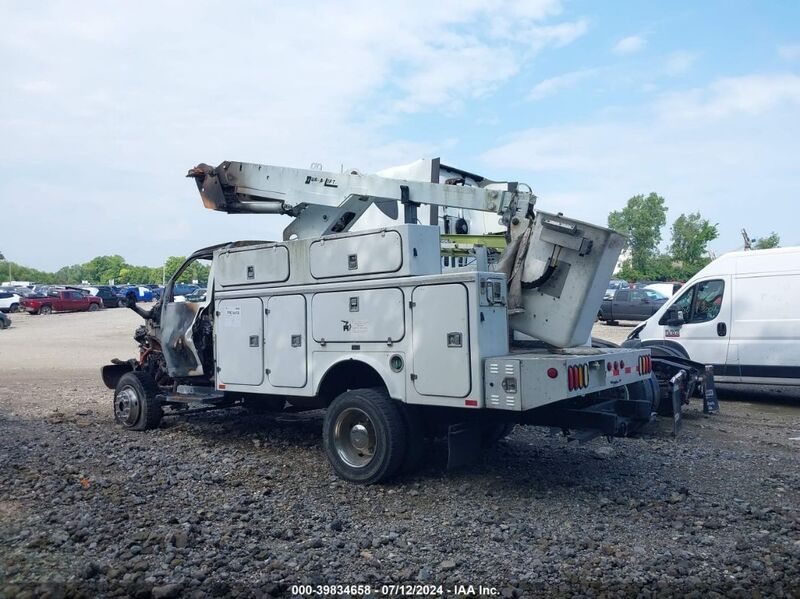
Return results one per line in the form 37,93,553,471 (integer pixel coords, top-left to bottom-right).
609,193,780,282
0,255,208,286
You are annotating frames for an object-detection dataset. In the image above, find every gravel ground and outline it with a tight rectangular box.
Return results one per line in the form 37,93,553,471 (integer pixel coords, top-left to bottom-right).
1,309,799,598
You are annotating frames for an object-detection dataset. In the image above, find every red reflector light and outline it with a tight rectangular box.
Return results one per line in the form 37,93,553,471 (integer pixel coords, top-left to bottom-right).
465,399,478,407
547,367,558,379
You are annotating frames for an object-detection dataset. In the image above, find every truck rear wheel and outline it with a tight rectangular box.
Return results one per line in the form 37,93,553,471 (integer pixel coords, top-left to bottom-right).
88,303,100,312
39,305,53,315
114,371,163,431
626,374,659,415
323,388,407,484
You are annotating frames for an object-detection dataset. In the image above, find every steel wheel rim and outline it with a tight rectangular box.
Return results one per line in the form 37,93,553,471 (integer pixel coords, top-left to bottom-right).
115,386,141,426
333,407,376,468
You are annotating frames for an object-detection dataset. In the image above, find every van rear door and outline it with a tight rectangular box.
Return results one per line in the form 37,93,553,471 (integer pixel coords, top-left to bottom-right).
659,277,733,376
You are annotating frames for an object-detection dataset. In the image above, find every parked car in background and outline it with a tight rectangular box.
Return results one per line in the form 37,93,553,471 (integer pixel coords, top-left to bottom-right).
604,279,629,300
1,286,33,298
0,312,11,329
172,283,200,299
625,246,800,385
0,291,22,313
176,287,206,303
91,286,123,308
142,284,164,300
21,289,103,314
117,285,154,304
598,287,668,324
644,282,682,299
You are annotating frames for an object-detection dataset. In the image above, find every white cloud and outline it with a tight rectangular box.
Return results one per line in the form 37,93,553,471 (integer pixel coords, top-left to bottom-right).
0,0,587,270
665,51,697,76
778,44,800,61
481,73,800,254
613,35,645,55
528,68,598,100
656,74,800,120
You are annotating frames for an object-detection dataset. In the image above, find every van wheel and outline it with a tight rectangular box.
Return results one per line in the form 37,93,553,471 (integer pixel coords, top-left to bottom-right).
114,371,163,431
623,376,658,427
323,388,407,484
642,341,690,360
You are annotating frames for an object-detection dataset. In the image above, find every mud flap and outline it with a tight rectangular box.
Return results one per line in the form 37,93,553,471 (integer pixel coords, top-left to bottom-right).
101,362,134,389
670,371,685,436
702,365,719,414
446,422,483,470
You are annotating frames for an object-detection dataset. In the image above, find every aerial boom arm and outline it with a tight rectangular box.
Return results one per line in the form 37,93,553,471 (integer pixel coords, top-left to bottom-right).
187,160,534,240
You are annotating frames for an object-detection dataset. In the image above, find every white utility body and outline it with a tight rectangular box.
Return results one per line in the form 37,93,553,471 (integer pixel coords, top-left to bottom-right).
105,158,709,484
210,223,648,411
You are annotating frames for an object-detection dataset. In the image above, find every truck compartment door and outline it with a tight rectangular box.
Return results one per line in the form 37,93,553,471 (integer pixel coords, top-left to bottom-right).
215,298,265,386
266,294,307,388
411,283,471,397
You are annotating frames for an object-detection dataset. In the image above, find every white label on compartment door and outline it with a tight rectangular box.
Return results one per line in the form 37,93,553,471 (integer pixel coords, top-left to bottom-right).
224,305,241,328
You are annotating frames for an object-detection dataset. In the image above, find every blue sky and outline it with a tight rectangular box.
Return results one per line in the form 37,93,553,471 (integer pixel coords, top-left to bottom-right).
1,0,798,270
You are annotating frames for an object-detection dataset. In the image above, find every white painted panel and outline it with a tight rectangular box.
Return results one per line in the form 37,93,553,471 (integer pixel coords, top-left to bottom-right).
311,288,405,343
266,295,307,388
215,298,264,385
411,284,471,397
216,245,289,287
309,230,403,279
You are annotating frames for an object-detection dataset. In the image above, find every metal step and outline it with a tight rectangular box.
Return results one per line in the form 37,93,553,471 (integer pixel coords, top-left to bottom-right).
158,385,225,404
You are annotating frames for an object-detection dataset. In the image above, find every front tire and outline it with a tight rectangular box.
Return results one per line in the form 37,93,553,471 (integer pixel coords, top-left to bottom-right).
323,388,407,484
114,371,163,431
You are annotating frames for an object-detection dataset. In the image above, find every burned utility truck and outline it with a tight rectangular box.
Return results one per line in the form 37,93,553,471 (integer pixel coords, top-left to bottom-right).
102,159,712,483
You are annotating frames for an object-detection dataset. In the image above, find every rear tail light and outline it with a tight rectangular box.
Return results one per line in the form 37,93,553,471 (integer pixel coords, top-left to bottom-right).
638,355,652,374
567,364,590,391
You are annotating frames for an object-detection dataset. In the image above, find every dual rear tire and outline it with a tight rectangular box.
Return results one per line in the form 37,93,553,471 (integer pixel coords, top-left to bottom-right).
323,388,408,485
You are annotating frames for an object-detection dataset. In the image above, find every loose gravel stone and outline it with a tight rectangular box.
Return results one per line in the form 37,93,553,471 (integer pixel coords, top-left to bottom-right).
0,311,799,596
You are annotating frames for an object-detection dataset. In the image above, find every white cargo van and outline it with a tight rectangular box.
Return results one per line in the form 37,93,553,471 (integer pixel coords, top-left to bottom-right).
625,247,800,385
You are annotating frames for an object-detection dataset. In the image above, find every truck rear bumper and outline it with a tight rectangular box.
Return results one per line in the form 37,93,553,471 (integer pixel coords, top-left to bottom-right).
485,347,652,411
520,395,654,437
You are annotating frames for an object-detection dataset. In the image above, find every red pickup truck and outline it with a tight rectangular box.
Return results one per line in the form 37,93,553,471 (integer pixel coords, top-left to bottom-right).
22,290,102,315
